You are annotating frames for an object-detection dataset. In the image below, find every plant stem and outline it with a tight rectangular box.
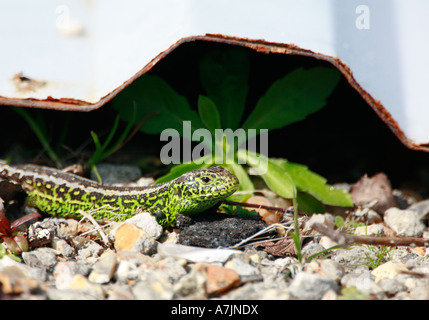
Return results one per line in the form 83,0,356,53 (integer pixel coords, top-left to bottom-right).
291,188,302,262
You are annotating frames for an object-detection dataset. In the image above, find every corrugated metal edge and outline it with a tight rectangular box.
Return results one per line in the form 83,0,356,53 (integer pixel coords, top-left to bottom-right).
1,34,426,152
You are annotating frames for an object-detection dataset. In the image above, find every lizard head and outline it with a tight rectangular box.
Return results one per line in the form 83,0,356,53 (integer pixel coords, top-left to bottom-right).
175,166,239,213
152,166,239,228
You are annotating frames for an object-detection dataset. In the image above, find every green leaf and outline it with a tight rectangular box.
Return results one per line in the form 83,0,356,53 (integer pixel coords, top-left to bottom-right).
113,75,204,136
238,150,296,199
198,95,221,135
296,192,325,214
224,162,254,192
199,48,249,130
242,66,341,134
223,193,252,204
101,115,120,151
273,159,353,207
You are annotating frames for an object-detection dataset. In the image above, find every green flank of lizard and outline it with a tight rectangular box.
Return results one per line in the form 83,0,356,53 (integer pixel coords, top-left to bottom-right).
0,162,239,227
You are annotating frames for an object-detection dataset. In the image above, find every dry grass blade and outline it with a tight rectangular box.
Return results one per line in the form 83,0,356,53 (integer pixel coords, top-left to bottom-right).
228,213,308,250
78,208,113,247
228,223,292,249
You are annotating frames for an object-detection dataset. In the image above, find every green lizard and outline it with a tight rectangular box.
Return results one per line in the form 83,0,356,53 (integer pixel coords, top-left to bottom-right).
0,161,239,227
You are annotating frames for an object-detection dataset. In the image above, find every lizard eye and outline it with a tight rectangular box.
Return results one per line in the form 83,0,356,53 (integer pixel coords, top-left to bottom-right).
155,210,165,220
202,177,210,183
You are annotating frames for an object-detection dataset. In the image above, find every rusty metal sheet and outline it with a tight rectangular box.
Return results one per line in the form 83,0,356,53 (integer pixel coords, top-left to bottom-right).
0,0,428,152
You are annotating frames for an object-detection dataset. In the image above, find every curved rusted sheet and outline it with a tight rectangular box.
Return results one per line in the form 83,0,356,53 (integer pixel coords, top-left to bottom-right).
0,1,428,152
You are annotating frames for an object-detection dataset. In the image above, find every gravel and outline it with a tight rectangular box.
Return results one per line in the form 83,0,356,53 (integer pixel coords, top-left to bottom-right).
1,209,427,301
1,172,429,301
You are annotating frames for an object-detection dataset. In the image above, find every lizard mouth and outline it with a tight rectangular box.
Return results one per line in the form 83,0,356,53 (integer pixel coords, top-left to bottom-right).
195,181,239,200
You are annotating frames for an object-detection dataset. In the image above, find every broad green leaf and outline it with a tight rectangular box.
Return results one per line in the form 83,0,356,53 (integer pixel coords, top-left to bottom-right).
199,48,249,130
154,154,213,184
238,150,296,199
273,159,353,207
224,162,254,192
198,95,221,135
113,75,204,136
223,162,254,203
223,193,253,204
296,192,325,214
242,67,341,133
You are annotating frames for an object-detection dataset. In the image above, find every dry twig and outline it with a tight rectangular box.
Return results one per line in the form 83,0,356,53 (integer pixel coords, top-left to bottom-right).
312,223,429,247
78,209,111,247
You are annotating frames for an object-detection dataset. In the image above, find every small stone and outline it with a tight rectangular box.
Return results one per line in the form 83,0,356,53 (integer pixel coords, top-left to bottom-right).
88,250,117,284
353,208,382,224
350,172,396,214
371,261,408,283
0,270,39,295
115,260,139,283
158,230,179,244
377,278,407,296
261,257,301,280
305,213,335,229
68,274,105,299
107,284,135,300
322,289,338,300
158,256,187,282
157,243,240,263
114,251,156,282
224,258,262,283
46,288,98,300
321,259,344,282
121,212,163,240
134,176,156,187
173,267,207,298
319,236,338,249
27,219,57,245
131,269,174,300
0,254,44,280
113,223,157,255
77,240,104,263
408,199,429,220
354,223,385,236
51,238,76,258
412,247,427,256
116,250,155,265
205,264,241,295
21,247,58,271
333,246,377,268
384,208,426,236
221,281,290,300
305,259,344,282
54,261,91,290
288,271,338,300
50,271,104,299
301,243,326,259
341,268,384,297
71,236,91,249
57,219,79,238
407,285,429,300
